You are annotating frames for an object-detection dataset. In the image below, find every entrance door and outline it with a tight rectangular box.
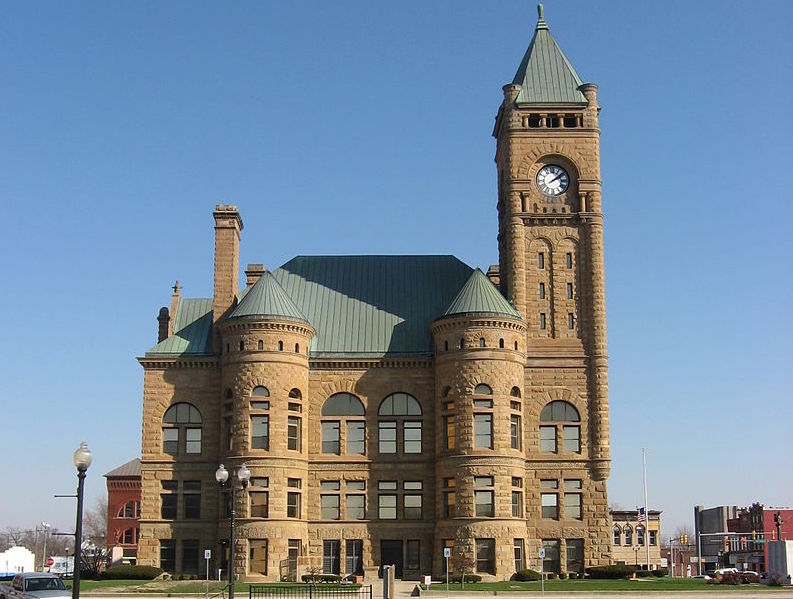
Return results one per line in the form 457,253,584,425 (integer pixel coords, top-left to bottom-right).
380,540,403,578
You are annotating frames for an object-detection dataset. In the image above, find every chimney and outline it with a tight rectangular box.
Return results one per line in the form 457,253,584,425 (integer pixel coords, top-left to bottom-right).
168,280,181,336
245,263,266,287
157,307,170,342
212,205,243,325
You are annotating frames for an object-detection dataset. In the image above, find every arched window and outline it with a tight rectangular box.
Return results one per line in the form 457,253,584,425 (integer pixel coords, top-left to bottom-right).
239,340,244,351
514,341,518,350
474,384,492,395
321,393,366,455
499,338,504,348
613,525,621,546
444,340,448,351
539,400,581,454
624,525,633,546
479,338,485,347
278,340,283,351
459,338,464,349
510,386,521,398
378,393,422,455
636,525,645,546
295,343,300,353
258,340,263,350
162,403,202,456
289,388,302,400
117,500,140,519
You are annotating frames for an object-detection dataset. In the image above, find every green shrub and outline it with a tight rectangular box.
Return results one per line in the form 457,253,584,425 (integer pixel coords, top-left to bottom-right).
547,572,557,580
585,565,637,579
511,569,541,582
448,574,481,583
302,574,342,583
635,569,652,578
652,568,668,577
558,572,568,579
568,572,578,579
103,565,164,580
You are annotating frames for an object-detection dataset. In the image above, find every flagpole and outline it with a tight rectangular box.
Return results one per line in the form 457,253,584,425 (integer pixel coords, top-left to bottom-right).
643,448,650,570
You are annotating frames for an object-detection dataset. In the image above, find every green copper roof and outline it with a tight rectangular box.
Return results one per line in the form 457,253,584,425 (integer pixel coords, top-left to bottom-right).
511,4,586,105
228,270,309,323
146,298,213,356
441,268,522,319
272,255,473,356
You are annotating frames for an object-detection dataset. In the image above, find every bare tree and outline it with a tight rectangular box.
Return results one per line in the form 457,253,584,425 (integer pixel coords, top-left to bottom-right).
452,528,477,588
83,498,108,546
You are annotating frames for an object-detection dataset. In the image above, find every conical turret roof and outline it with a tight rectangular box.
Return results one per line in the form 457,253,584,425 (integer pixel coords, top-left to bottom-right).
441,268,522,320
228,269,309,323
511,4,586,105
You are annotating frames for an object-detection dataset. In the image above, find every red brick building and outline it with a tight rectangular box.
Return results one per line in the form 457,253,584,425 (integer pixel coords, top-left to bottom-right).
105,458,142,566
726,503,793,573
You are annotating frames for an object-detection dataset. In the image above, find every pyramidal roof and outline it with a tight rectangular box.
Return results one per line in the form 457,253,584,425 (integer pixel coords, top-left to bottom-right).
511,4,586,105
441,268,522,320
228,269,309,323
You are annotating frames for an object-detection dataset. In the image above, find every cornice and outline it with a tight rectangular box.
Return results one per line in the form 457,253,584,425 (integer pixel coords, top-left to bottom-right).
309,357,433,370
220,320,315,337
138,356,218,369
431,316,525,334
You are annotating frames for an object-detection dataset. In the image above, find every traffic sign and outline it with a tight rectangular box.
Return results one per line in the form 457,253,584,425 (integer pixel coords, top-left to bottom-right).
443,548,451,558
46,557,54,567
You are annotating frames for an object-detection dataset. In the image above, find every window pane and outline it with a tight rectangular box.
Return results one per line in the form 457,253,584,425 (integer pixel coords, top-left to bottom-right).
475,491,494,517
474,476,493,487
162,428,178,454
345,540,363,575
322,393,365,416
378,495,397,519
513,538,525,572
404,421,422,454
512,491,523,517
322,540,340,575
251,416,269,450
182,539,200,575
444,415,455,450
185,428,201,454
542,539,560,574
288,416,301,451
404,495,422,520
566,539,584,574
287,492,301,518
347,421,365,454
540,426,556,453
249,539,268,575
160,494,177,519
613,527,621,545
322,421,340,454
346,480,365,491
541,493,558,519
250,491,269,518
474,414,492,448
475,539,495,574
346,494,365,520
564,493,582,519
563,426,580,452
379,421,397,453
406,540,420,570
321,495,340,520
510,415,521,450
443,492,455,518
184,494,201,519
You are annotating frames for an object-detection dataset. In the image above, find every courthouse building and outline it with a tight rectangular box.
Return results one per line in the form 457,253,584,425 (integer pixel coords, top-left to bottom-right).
137,6,612,581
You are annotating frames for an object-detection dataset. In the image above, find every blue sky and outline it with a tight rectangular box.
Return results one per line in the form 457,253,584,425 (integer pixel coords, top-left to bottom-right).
1,1,791,541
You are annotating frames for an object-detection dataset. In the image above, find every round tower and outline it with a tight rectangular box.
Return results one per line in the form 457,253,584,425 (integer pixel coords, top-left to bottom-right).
218,269,314,581
430,268,526,579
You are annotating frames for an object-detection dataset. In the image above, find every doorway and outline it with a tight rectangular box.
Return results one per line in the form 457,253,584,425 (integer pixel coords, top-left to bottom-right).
380,540,403,578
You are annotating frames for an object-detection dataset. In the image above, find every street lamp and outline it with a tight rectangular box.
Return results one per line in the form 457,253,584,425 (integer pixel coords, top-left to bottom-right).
40,523,51,571
632,545,640,567
215,463,250,599
72,442,92,599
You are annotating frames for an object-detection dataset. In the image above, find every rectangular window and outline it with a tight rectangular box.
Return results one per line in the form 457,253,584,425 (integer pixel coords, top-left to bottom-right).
512,490,523,518
542,539,561,574
406,540,420,570
378,481,397,490
475,539,495,574
510,400,522,411
541,481,558,519
322,540,340,575
250,401,270,410
181,539,199,575
473,399,493,409
443,415,455,450
322,421,340,454
251,477,268,488
563,426,580,453
162,428,178,455
649,530,657,546
183,481,201,519
566,252,573,269
287,492,301,518
564,492,582,520
540,426,557,453
510,415,522,450
539,313,547,330
288,478,302,489
287,416,301,451
250,491,269,518
404,421,422,454
160,481,177,519
404,494,422,520
378,494,397,520
347,480,366,491
321,495,340,520
223,417,232,452
251,415,269,450
345,540,364,575
567,282,573,299
538,252,545,269
513,538,525,572
346,494,365,520
539,282,546,299
347,421,365,454
474,414,493,449
443,490,456,518
185,428,201,454
568,313,575,329
566,539,584,574
288,402,301,412
249,539,268,575
475,491,494,517
159,540,175,572
379,421,397,454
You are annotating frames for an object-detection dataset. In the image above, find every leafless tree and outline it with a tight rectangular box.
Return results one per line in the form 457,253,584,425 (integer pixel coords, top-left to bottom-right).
83,498,108,545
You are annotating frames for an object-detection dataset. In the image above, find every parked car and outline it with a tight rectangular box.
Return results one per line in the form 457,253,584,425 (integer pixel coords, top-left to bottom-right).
740,571,760,583
0,573,70,599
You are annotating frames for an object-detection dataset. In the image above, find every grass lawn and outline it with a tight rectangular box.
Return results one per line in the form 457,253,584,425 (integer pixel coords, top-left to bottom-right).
70,580,364,594
424,577,780,592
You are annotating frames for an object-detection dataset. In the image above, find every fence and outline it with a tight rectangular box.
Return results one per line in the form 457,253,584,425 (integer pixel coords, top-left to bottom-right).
250,585,372,599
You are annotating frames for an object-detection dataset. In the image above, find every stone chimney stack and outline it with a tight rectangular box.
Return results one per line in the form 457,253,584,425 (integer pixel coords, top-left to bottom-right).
157,307,170,342
245,263,266,287
212,205,243,325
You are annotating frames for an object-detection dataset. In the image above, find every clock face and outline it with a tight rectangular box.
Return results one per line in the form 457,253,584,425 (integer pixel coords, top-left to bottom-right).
536,165,570,196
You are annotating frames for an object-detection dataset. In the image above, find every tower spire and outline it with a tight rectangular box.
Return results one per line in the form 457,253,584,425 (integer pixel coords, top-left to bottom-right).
536,3,548,30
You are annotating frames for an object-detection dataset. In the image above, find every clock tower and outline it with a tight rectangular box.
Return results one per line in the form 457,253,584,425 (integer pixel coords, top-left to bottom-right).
494,3,612,561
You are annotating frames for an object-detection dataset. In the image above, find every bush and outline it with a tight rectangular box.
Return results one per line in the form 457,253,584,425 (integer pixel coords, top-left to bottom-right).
547,573,557,580
568,572,578,579
558,572,568,579
652,568,668,577
302,574,342,583
585,565,637,579
447,574,482,584
511,569,541,582
635,569,652,578
104,565,164,580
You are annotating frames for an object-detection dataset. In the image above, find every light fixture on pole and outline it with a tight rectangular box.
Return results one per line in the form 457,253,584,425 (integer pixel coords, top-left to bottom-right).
216,463,250,599
41,522,51,572
72,442,92,599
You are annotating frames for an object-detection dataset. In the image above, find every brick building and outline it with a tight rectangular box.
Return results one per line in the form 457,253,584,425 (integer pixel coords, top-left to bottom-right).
105,458,142,566
610,509,662,570
137,6,612,581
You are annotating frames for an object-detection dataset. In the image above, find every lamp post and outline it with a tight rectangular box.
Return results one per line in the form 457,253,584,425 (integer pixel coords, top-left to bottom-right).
41,523,51,571
632,545,640,567
72,442,92,599
215,463,250,599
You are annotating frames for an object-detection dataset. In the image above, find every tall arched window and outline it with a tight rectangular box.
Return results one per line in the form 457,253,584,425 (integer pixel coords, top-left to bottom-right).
613,525,621,546
539,400,580,454
624,524,633,546
636,525,645,546
321,393,366,455
378,393,422,454
162,403,202,455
